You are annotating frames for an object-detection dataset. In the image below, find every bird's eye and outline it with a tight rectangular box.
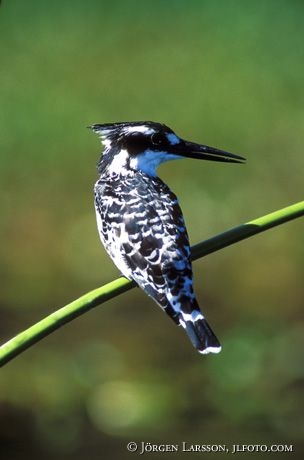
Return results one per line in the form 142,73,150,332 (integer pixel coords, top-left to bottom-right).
151,133,165,146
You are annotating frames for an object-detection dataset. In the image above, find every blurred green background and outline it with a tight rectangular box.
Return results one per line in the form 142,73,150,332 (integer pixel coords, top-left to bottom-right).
0,0,303,458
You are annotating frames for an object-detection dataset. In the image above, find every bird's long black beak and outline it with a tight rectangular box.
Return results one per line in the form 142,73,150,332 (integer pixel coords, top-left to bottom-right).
178,140,245,164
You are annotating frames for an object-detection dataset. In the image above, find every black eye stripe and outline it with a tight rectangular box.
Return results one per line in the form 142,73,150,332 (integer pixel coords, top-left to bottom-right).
120,131,170,155
122,133,150,155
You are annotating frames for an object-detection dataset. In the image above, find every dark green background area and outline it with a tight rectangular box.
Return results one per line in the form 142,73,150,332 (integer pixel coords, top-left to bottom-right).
0,1,303,458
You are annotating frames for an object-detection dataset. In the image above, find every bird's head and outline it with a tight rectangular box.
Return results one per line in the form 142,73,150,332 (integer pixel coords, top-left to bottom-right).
89,121,245,177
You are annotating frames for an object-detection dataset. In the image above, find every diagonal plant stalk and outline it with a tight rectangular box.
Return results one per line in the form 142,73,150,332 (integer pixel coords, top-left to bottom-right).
0,201,303,367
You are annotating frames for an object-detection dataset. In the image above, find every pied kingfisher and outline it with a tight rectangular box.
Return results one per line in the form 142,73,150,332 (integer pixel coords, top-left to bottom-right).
89,121,245,355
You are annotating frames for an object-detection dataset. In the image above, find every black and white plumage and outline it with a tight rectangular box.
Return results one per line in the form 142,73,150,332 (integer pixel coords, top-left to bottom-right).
90,121,245,355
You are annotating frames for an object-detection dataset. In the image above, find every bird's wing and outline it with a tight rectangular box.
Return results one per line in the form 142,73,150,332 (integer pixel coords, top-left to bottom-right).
95,179,193,321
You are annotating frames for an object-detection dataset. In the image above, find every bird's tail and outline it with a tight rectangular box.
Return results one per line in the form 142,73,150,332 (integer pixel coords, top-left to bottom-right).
178,300,221,355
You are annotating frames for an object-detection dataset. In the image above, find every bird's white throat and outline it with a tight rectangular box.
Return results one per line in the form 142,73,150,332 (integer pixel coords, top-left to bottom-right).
130,150,182,177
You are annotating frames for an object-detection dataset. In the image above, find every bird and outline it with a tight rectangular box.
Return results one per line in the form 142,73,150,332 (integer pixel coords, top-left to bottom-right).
89,121,245,355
